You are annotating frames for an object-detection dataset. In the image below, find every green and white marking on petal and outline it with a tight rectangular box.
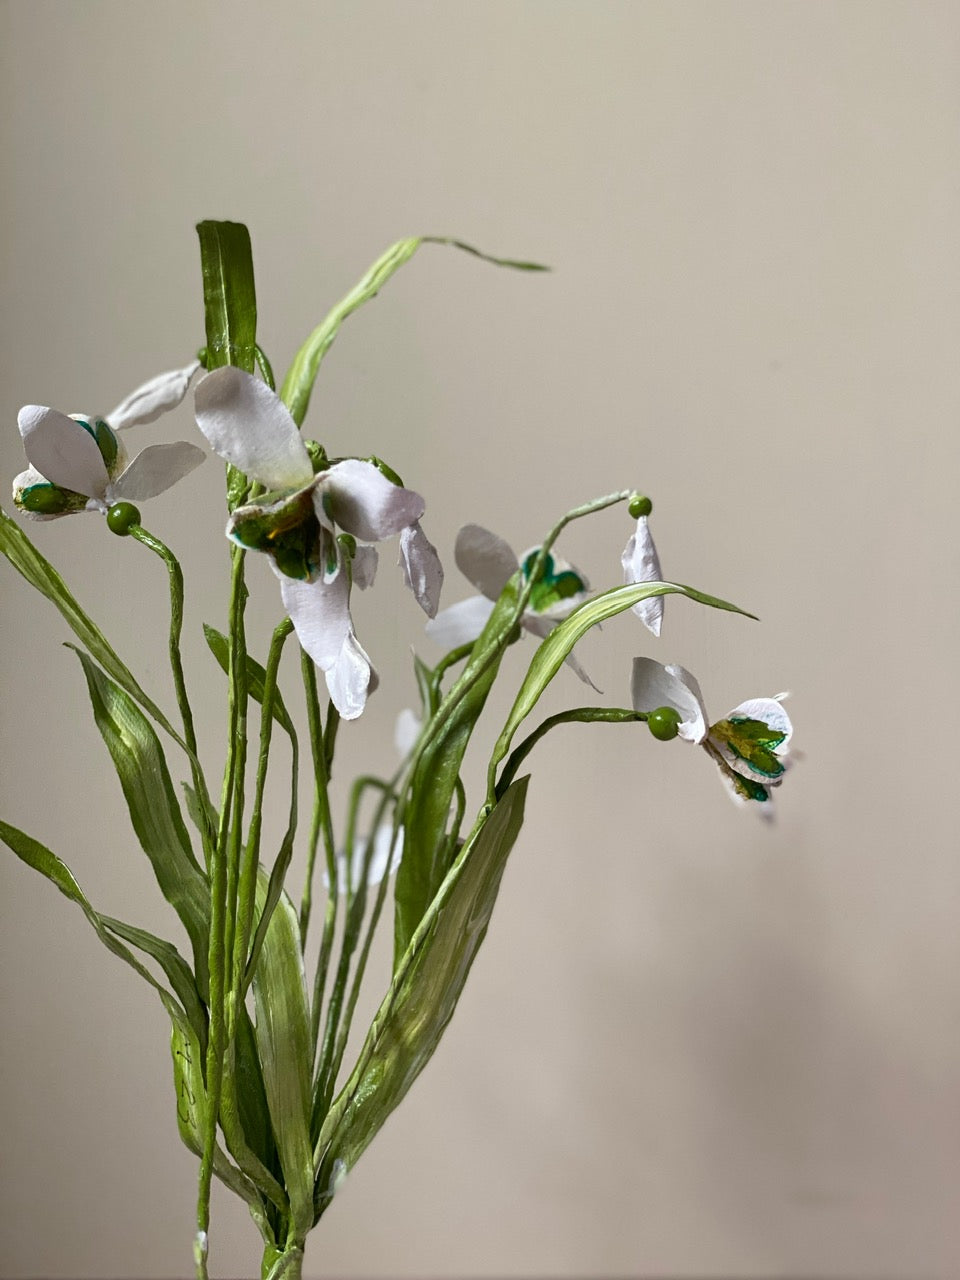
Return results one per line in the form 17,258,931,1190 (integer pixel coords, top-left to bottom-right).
709,715,788,780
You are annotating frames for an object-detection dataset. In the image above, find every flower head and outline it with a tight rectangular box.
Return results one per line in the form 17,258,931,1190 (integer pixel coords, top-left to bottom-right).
622,494,664,636
631,656,793,815
12,362,203,521
194,367,442,719
426,523,597,686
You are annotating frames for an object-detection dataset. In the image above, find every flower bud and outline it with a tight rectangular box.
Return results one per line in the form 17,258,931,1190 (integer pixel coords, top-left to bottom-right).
106,501,141,536
628,493,653,519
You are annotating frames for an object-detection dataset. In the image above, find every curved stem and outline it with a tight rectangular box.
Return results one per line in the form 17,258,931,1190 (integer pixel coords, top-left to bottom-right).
495,706,645,798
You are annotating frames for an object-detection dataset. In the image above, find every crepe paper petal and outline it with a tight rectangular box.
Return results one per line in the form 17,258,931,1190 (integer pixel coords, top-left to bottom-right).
455,524,519,600
394,708,422,756
521,547,591,620
279,570,353,672
630,657,708,743
322,459,425,543
399,521,444,617
622,516,663,637
425,594,496,648
18,405,109,499
351,544,379,590
111,442,206,501
324,823,404,894
11,466,87,520
107,360,201,431
709,697,793,782
523,614,601,691
231,486,326,581
325,629,378,721
194,367,312,490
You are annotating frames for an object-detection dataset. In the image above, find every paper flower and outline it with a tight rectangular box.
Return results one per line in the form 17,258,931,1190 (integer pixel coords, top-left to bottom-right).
631,656,793,813
194,366,442,720
426,523,596,686
12,362,203,520
323,822,404,895
621,495,664,636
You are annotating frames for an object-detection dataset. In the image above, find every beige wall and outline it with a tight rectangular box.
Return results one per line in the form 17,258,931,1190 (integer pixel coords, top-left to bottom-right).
1,2,957,1276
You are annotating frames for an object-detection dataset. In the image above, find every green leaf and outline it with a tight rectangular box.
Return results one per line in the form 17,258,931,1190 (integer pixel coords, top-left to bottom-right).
203,624,295,736
196,220,257,374
279,237,548,428
70,646,211,995
394,578,520,964
488,579,756,798
0,508,181,742
314,776,529,1220
252,875,314,1242
102,915,207,1054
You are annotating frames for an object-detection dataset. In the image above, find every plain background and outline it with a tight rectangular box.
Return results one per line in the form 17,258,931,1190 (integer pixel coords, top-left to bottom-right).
1,2,958,1276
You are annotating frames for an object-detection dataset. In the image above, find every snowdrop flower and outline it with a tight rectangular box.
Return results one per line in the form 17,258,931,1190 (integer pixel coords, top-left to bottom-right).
12,361,203,521
426,523,597,686
621,494,664,637
630,656,793,815
194,367,443,720
323,822,404,896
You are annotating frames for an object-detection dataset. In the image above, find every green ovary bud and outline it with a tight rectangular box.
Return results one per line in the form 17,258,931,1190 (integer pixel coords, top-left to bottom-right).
647,705,681,741
628,493,653,520
106,501,141,535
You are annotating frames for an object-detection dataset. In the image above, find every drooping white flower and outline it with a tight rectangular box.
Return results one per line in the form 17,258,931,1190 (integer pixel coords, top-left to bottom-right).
631,656,793,815
425,523,597,687
12,361,203,520
194,366,443,720
621,495,664,636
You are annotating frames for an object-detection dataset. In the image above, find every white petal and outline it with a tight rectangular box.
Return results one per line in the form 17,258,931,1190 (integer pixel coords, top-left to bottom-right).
712,696,794,782
325,629,378,720
399,522,444,617
279,569,352,671
18,406,108,499
110,442,205,501
394,708,422,756
325,823,404,894
322,459,425,542
622,516,663,637
455,524,519,600
194,368,312,490
351,544,379,590
523,614,601,691
107,361,201,430
630,657,708,743
425,595,495,648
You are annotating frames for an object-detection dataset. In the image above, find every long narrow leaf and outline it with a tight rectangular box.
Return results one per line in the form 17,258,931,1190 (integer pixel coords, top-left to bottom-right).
252,876,314,1242
314,777,529,1219
280,237,547,427
196,221,257,375
0,508,181,742
102,915,207,1054
71,646,210,993
203,624,295,737
489,579,755,796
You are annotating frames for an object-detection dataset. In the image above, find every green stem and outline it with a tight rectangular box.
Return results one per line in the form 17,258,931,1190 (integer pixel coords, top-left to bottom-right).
301,656,339,1053
130,524,215,863
222,551,249,1031
495,707,645,798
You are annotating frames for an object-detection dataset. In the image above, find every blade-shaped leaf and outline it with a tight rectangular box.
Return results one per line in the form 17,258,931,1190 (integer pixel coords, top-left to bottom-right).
252,876,314,1242
0,508,181,742
394,579,520,964
102,915,207,1054
196,220,257,375
71,646,210,994
489,579,755,795
203,624,295,737
280,237,548,427
314,776,529,1219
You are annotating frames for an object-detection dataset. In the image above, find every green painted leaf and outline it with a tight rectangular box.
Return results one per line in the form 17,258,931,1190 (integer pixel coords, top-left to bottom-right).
314,777,529,1220
394,578,520,965
280,237,548,428
70,646,211,995
252,875,314,1242
489,579,755,796
196,220,257,374
203,624,295,736
0,508,181,742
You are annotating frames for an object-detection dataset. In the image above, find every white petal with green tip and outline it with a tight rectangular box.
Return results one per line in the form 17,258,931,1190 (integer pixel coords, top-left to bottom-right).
18,405,109,499
399,521,444,617
630,657,708,743
107,360,200,431
455,524,519,600
322,459,425,542
622,515,663,636
194,367,312,490
111,442,205,501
